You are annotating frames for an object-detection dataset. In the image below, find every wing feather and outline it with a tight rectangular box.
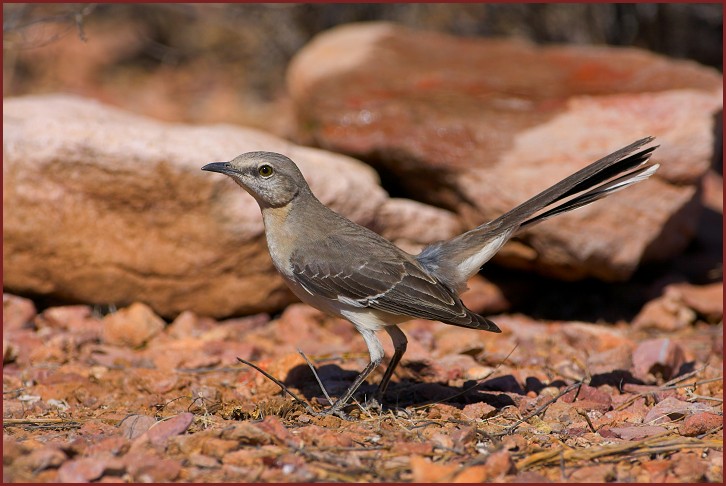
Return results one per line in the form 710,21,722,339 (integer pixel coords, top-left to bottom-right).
290,228,498,331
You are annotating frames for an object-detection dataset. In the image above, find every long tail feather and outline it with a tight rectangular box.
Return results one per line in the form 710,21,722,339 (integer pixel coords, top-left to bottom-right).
520,162,660,228
417,137,659,292
490,139,656,229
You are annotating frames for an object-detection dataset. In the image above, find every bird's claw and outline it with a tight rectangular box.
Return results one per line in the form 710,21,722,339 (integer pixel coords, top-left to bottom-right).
309,393,385,421
310,406,354,421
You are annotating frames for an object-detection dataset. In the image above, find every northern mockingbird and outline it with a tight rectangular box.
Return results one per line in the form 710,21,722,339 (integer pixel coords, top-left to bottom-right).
202,137,658,416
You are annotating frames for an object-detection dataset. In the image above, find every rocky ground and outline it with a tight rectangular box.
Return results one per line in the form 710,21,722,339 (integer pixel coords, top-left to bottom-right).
3,5,723,483
2,285,723,482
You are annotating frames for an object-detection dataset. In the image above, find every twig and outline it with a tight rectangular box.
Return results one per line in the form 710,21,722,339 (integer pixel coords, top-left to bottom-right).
686,394,723,403
3,418,78,425
4,4,95,49
74,5,93,42
577,409,598,433
236,357,318,416
661,365,710,387
152,395,192,413
615,366,718,411
3,418,82,429
292,444,374,473
176,365,247,374
404,420,445,431
493,380,585,437
672,376,723,390
517,431,722,470
348,396,376,420
319,445,388,452
237,356,362,421
298,348,333,406
697,424,724,439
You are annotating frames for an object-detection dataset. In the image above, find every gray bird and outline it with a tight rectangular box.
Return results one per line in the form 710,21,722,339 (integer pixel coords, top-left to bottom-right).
202,137,658,416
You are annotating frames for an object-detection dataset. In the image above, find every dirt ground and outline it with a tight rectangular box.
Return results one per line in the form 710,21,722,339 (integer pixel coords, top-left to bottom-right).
3,291,723,482
3,4,723,483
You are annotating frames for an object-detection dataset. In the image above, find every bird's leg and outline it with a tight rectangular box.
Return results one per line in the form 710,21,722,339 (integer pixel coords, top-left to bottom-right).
376,325,408,402
318,327,383,416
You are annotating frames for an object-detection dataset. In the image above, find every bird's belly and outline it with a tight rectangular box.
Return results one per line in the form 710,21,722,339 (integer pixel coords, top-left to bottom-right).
282,275,343,316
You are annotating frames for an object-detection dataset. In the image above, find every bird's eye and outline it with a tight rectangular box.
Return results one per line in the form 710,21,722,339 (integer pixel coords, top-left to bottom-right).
258,164,274,178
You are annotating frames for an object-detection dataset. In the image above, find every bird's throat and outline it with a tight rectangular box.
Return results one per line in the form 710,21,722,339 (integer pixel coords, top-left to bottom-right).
261,204,296,277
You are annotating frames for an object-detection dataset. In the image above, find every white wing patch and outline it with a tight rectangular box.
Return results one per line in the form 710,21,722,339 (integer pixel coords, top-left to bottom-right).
337,287,393,308
337,295,366,308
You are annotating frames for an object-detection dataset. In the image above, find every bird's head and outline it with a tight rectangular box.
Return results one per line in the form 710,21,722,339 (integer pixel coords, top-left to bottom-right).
202,151,309,208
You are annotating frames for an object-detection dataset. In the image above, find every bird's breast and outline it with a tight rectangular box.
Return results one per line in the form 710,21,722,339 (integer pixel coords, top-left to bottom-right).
261,205,296,277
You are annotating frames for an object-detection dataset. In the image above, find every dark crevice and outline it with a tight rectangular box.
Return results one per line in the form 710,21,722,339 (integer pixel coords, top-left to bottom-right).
352,152,462,213
480,221,722,324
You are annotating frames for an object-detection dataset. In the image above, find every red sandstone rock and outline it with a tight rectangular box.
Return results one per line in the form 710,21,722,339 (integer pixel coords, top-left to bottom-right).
3,95,455,318
288,22,722,281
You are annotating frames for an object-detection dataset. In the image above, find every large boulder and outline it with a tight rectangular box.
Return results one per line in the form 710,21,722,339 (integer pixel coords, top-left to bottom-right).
287,22,722,280
2,94,461,318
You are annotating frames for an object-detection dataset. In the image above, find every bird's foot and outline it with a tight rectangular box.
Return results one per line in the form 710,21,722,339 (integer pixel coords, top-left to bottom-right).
362,395,384,412
366,391,411,417
309,404,355,421
307,394,382,421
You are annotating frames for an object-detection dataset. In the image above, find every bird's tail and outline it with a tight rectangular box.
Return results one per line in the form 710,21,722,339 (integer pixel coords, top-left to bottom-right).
417,137,659,292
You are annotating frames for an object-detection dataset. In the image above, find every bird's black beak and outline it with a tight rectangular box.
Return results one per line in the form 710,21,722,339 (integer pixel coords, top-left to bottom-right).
201,162,235,175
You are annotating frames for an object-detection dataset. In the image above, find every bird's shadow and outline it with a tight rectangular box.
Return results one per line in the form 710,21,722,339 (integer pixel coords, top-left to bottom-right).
284,363,526,411
282,362,669,412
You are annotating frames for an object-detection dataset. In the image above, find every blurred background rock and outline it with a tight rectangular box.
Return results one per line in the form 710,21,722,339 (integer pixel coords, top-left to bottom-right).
3,3,722,321
3,3,722,137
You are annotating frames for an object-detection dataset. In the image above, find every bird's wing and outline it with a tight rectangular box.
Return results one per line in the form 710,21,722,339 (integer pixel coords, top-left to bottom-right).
290,226,499,331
